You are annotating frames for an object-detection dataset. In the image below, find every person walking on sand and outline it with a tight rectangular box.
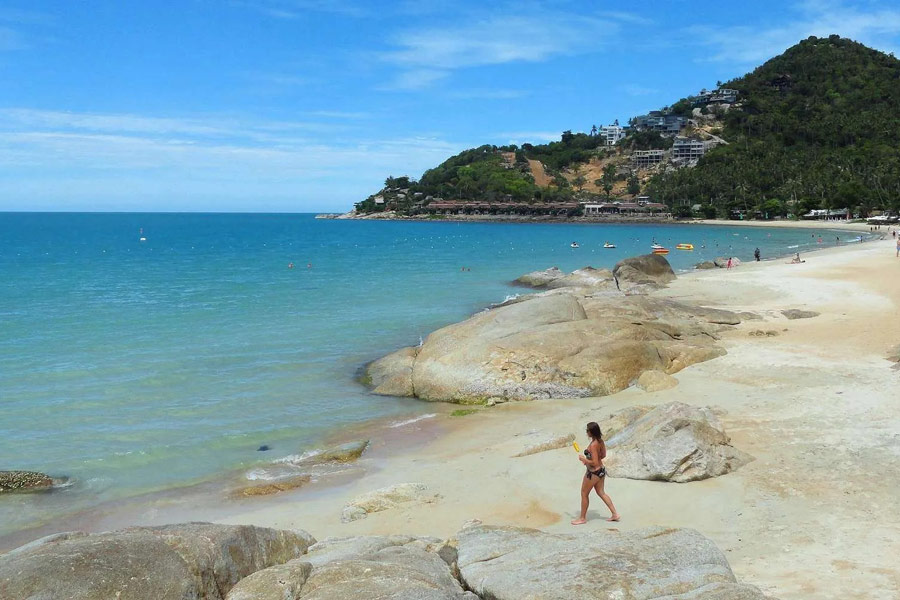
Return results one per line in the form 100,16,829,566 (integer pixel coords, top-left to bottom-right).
572,422,619,525
896,236,900,257
754,247,761,262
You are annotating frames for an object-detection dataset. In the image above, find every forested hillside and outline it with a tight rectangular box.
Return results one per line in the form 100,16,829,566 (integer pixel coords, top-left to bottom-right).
648,35,900,216
357,36,900,217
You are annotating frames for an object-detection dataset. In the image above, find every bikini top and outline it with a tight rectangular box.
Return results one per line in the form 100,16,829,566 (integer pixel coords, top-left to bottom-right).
583,449,592,459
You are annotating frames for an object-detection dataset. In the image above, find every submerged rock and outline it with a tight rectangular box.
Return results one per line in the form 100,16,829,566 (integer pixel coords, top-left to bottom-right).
315,440,369,463
0,522,316,600
235,475,311,497
603,401,752,482
366,292,736,403
456,524,772,599
0,470,54,493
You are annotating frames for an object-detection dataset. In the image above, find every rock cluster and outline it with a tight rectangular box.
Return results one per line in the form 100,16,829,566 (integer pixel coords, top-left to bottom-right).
0,470,54,493
602,401,753,482
1,522,776,600
367,289,739,403
781,309,819,320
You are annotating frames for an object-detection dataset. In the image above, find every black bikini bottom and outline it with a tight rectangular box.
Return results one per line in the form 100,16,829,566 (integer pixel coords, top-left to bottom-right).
586,467,607,479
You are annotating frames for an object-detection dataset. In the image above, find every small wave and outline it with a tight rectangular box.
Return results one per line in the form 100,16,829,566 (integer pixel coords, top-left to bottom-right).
787,244,799,249
388,413,437,428
273,449,322,465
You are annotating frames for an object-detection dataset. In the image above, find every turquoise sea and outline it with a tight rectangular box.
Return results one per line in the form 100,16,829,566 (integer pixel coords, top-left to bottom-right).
0,213,860,535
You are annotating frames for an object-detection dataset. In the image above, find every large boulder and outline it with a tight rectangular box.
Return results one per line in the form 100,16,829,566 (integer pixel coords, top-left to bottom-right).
0,470,54,493
0,523,316,600
781,309,819,320
514,266,564,287
366,292,735,403
230,536,473,600
613,254,676,287
456,524,772,599
546,267,615,290
603,402,752,482
298,546,475,600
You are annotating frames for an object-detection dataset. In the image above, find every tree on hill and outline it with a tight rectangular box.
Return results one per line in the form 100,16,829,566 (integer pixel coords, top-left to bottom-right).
601,164,616,198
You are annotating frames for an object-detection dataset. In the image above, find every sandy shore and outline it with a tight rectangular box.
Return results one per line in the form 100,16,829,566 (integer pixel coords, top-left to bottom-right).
213,235,900,599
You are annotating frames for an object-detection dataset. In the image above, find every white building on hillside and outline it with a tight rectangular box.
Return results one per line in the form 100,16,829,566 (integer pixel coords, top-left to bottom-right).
599,123,626,147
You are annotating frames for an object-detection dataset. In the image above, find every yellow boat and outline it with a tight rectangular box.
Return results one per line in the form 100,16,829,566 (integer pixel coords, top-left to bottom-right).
675,243,694,250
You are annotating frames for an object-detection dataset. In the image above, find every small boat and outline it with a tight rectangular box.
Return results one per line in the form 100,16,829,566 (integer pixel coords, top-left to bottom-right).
650,243,664,250
603,242,616,249
570,242,580,248
652,248,670,255
139,227,147,242
675,243,694,250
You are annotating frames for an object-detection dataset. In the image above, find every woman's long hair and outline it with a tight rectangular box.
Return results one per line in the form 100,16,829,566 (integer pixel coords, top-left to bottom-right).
586,422,602,441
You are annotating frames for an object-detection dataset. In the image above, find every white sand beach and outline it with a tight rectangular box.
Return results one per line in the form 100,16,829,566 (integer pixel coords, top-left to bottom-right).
216,234,900,599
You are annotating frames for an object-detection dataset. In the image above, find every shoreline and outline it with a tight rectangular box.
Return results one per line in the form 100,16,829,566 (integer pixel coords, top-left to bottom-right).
4,231,900,597
326,211,881,232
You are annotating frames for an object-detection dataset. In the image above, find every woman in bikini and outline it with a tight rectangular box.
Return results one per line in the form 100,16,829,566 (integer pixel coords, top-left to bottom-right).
571,421,620,525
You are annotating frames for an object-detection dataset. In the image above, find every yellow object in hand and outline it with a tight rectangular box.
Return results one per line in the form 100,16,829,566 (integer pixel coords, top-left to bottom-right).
573,441,580,453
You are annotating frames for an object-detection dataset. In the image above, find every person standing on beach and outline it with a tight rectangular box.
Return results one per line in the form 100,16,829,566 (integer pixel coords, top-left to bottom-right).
896,236,899,257
572,422,619,525
754,248,761,262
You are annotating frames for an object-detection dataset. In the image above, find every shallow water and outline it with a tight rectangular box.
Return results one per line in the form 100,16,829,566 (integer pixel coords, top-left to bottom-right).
0,213,856,534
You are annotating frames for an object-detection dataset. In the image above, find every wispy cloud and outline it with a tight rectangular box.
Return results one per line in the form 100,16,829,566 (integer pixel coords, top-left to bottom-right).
448,89,530,100
0,108,467,210
618,84,659,97
379,7,622,90
689,0,900,64
230,0,367,19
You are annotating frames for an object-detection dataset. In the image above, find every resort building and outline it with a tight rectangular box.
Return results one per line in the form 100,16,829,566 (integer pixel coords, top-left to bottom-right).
630,112,686,134
581,201,670,216
631,149,665,169
598,123,626,146
672,137,710,160
692,88,739,106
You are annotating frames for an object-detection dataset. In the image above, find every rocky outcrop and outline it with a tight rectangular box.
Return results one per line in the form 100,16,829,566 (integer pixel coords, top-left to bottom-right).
235,475,311,497
3,523,775,600
314,440,369,463
366,291,738,403
0,470,54,493
546,266,615,289
603,402,752,482
514,266,563,287
635,370,678,392
713,256,742,268
456,524,772,599
0,523,315,600
512,433,575,457
887,344,900,363
341,483,436,523
613,253,676,287
781,309,819,320
695,260,717,269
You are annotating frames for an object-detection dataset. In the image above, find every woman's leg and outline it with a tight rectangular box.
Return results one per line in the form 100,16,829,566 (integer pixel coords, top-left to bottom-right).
571,475,593,525
593,476,620,521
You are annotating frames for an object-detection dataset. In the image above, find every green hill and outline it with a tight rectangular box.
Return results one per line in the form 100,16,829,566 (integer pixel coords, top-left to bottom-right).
357,36,900,217
649,35,900,217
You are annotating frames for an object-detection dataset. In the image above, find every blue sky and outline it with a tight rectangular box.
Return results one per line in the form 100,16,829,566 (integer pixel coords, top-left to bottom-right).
2,0,900,212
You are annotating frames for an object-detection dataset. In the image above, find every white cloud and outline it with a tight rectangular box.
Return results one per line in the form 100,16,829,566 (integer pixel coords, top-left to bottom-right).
229,0,367,19
379,7,620,90
690,0,900,64
0,108,468,211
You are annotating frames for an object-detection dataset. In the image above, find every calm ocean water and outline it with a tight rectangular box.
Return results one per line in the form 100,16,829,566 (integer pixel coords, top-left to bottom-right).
0,213,856,534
